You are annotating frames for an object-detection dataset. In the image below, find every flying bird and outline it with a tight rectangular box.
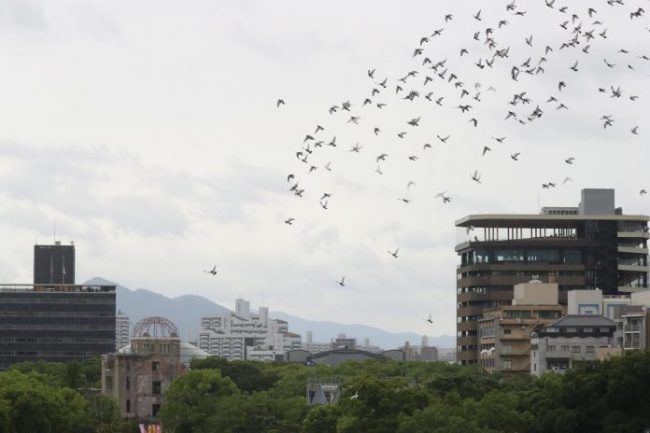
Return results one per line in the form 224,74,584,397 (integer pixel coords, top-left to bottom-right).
388,248,399,258
337,276,346,287
204,265,217,276
276,99,285,107
284,218,295,225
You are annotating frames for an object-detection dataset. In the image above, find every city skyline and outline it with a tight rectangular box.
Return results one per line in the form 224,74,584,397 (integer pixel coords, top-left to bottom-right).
0,0,648,337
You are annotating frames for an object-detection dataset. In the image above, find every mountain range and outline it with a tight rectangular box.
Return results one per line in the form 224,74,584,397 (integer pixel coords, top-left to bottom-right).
87,277,454,349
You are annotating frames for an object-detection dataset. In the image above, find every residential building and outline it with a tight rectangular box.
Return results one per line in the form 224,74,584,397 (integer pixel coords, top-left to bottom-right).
617,306,650,350
102,317,207,423
455,188,648,364
478,281,565,374
116,311,131,350
530,315,617,376
0,283,116,369
199,299,301,360
419,346,439,362
34,241,75,285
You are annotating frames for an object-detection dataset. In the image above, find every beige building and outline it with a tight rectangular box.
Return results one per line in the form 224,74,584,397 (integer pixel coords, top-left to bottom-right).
478,281,565,374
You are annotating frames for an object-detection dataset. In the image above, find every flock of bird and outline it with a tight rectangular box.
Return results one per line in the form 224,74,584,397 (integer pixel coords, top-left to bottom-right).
273,0,649,297
216,1,649,325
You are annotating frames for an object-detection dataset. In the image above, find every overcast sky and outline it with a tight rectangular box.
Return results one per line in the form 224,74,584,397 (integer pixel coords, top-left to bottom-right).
0,0,647,338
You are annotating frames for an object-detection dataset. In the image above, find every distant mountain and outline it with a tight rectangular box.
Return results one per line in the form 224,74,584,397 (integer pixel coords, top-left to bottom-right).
86,277,454,349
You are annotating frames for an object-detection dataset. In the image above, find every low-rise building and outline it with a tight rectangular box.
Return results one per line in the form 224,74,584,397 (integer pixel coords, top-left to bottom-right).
530,315,616,376
478,281,565,374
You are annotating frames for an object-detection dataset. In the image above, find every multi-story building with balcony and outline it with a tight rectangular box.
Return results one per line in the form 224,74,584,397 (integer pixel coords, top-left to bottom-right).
530,315,617,376
478,281,565,374
455,189,648,364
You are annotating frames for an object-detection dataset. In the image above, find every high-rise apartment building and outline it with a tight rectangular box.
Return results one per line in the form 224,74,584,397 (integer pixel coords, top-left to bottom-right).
0,283,116,368
455,189,648,364
34,241,75,285
116,311,131,350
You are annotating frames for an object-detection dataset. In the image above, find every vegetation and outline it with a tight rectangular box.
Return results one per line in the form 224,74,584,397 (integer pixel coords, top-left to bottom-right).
1,351,650,432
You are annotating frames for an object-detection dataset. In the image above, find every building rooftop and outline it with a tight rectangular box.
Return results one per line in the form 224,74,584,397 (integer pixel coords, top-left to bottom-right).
548,315,616,328
456,213,649,228
0,284,115,293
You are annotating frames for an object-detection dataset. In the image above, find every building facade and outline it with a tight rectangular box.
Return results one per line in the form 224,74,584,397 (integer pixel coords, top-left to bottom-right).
455,189,649,364
0,283,116,369
530,315,617,376
34,242,75,285
199,299,301,360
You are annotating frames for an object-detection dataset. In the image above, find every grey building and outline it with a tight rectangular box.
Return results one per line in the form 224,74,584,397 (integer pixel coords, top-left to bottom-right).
34,241,75,285
0,283,116,368
530,315,616,376
455,189,649,364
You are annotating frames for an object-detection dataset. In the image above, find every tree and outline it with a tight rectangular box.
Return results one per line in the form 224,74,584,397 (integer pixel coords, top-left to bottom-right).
191,357,280,393
159,369,239,433
0,369,91,433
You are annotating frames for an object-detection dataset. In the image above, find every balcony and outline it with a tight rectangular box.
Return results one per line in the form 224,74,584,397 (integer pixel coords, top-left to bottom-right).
617,246,649,254
618,264,650,273
457,306,484,317
617,231,650,239
618,285,649,293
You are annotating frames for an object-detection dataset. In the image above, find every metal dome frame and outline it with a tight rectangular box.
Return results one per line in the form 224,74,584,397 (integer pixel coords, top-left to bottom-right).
131,316,179,338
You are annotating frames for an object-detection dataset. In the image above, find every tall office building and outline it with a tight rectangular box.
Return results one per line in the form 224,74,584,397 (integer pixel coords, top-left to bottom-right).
455,189,648,364
34,241,75,285
0,283,116,368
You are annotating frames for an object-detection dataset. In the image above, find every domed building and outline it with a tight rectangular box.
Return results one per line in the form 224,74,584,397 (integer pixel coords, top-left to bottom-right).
101,317,207,426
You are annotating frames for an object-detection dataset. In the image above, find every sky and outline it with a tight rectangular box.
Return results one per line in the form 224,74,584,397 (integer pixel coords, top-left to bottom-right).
0,0,648,338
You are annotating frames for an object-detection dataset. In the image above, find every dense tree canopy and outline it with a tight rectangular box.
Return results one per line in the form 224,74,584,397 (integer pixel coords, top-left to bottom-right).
3,351,650,433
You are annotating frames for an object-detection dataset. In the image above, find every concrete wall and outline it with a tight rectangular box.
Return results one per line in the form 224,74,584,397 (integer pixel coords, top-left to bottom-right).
631,290,650,306
579,189,615,215
513,282,559,305
568,290,603,315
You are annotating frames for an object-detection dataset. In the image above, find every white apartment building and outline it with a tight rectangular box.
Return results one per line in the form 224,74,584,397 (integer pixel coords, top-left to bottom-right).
115,311,130,350
199,298,301,361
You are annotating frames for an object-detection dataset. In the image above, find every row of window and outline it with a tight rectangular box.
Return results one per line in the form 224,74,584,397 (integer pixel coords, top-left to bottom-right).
545,345,596,353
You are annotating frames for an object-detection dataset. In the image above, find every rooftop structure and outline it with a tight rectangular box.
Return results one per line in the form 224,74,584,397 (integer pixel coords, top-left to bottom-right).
455,188,648,364
34,242,75,285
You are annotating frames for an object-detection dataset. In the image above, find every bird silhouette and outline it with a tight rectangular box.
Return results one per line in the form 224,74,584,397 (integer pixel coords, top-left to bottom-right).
203,265,217,276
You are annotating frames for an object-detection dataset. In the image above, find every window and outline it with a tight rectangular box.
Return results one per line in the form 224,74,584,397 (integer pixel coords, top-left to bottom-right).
495,249,524,262
585,346,595,353
105,376,113,391
126,376,130,390
152,404,161,417
503,360,512,370
561,345,570,352
152,381,161,395
547,345,556,352
126,399,131,413
572,346,581,353
152,361,160,372
527,249,560,263
503,329,512,335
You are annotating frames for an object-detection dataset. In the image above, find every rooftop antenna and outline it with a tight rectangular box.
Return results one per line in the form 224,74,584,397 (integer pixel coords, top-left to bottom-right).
53,218,56,243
